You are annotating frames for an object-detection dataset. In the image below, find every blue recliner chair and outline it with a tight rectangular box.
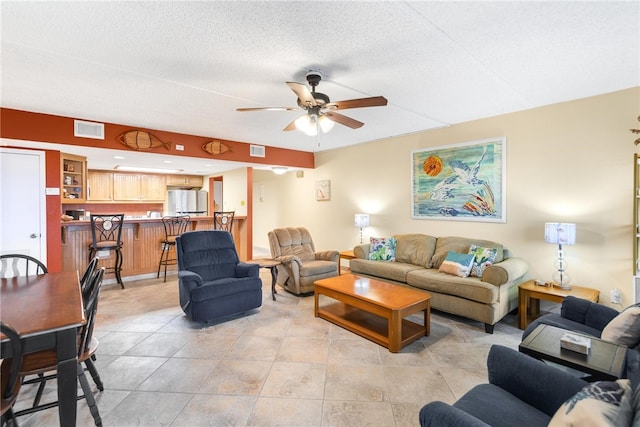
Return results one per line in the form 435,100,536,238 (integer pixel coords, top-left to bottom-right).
176,230,262,323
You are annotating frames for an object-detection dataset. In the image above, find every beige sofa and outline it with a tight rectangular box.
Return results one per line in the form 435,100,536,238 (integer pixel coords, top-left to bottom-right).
349,234,529,333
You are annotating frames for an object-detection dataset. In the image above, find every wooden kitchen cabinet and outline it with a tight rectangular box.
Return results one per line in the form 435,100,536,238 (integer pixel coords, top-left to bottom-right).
87,170,113,201
166,174,203,187
61,153,87,203
113,173,166,202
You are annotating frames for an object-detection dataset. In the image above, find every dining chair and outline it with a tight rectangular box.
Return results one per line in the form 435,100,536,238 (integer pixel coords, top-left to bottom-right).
80,256,99,294
0,254,47,278
157,215,190,282
1,322,23,427
213,211,235,233
88,213,125,289
14,267,105,426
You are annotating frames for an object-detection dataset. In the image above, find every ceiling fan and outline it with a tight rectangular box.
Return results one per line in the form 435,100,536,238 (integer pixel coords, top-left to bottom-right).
237,71,388,136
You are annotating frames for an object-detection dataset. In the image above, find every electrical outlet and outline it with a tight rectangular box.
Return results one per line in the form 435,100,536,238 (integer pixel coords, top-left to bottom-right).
610,288,622,304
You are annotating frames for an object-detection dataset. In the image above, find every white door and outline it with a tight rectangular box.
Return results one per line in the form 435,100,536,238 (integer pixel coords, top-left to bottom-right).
0,146,47,266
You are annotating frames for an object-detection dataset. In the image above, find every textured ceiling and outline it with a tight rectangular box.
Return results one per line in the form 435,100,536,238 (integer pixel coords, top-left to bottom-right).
1,1,638,172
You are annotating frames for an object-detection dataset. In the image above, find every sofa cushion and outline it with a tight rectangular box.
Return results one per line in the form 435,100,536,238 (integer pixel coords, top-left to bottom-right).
407,269,499,304
439,251,474,278
349,259,423,283
601,305,640,348
368,237,397,261
394,234,437,267
548,379,633,427
431,236,503,269
468,245,498,278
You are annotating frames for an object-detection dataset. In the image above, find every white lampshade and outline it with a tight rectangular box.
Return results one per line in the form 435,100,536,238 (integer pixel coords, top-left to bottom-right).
544,223,576,245
354,214,370,228
318,115,335,133
295,114,317,136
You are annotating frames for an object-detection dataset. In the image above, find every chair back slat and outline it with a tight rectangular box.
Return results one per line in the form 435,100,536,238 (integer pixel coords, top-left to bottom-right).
213,211,235,232
80,256,99,293
162,215,190,239
90,214,124,245
0,254,47,278
79,267,104,356
1,322,23,403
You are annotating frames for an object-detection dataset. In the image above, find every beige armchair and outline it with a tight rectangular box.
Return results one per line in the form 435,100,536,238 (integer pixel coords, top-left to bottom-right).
268,227,339,295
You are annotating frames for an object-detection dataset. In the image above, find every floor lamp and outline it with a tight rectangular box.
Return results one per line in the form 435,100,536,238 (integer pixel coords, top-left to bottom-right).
354,214,370,244
544,222,576,290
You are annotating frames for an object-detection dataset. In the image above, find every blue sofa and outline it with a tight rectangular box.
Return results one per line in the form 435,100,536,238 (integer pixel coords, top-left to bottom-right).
176,230,262,323
523,296,640,389
419,345,588,427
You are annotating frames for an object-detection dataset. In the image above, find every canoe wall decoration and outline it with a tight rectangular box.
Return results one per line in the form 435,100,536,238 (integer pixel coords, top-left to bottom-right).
631,115,640,145
202,140,231,156
117,130,171,151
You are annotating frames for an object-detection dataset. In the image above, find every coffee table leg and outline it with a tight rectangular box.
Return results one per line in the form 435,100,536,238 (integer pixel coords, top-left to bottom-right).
389,311,401,353
424,303,430,336
518,289,527,329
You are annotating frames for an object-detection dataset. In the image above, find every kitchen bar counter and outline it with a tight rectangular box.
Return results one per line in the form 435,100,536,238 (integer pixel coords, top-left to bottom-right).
61,216,247,282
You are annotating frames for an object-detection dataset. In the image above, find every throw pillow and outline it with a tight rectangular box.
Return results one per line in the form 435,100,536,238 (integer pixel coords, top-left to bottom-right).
468,244,498,277
548,379,633,427
601,305,640,348
438,251,474,278
368,237,397,262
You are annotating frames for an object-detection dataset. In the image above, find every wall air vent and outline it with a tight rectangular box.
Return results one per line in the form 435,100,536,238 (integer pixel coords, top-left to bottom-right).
74,120,105,140
250,145,265,158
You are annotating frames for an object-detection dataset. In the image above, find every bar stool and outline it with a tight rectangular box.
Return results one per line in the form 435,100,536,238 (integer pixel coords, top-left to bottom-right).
157,215,190,282
88,213,124,289
213,211,234,232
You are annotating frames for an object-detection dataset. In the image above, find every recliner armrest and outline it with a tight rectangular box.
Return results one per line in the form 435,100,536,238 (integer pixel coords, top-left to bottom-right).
178,270,204,292
236,262,259,278
487,345,586,416
277,254,302,267
315,250,339,262
561,296,618,332
419,401,491,427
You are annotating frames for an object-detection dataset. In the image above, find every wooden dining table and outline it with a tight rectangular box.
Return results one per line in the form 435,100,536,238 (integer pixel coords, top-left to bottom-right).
1,270,85,427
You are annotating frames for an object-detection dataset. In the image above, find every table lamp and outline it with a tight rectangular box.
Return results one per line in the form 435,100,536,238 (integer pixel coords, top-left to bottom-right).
544,222,576,290
354,214,370,244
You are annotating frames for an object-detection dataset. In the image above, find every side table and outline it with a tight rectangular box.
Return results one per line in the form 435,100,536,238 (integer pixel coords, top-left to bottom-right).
518,279,600,329
338,250,356,274
247,258,281,301
519,324,625,381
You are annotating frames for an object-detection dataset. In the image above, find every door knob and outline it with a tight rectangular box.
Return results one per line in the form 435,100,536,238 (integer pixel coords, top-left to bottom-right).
30,233,37,239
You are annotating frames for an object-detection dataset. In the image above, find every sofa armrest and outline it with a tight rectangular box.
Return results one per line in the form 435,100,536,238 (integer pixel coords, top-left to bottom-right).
560,296,618,331
178,270,204,292
315,250,339,262
419,401,490,427
353,244,370,259
482,257,528,286
487,345,586,416
235,262,259,278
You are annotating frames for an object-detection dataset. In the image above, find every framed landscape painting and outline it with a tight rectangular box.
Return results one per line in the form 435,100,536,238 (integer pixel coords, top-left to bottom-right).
411,137,506,222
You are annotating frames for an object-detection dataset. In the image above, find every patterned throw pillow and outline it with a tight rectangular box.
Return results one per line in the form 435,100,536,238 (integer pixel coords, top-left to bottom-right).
548,379,633,427
468,244,498,278
368,237,397,261
438,251,475,278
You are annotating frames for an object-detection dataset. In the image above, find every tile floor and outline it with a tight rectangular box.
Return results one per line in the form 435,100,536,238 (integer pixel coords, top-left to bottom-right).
13,270,531,427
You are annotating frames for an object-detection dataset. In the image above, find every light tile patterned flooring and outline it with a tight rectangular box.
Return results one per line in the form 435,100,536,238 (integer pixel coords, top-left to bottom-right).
14,270,526,426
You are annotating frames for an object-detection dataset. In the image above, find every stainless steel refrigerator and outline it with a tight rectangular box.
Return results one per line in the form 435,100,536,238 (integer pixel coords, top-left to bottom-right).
167,190,208,216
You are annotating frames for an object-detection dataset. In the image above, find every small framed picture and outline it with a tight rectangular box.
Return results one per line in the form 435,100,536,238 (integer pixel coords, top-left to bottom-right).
315,180,331,201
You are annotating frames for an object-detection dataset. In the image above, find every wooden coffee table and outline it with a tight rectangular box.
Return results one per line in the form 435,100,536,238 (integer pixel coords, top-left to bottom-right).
519,324,626,381
314,274,430,352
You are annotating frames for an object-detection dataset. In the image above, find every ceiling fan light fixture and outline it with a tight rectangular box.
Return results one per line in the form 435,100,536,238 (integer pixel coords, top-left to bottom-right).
295,114,318,136
272,166,287,175
318,115,335,133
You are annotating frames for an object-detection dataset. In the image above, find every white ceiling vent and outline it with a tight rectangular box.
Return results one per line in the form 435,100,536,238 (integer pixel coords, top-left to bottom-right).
74,120,104,140
250,145,265,158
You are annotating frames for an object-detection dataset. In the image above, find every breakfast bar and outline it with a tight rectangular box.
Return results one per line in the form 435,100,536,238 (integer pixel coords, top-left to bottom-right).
60,215,248,282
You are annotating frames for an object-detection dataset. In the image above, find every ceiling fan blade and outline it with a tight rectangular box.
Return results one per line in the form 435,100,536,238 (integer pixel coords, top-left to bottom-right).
286,82,316,107
326,96,388,110
324,112,364,129
283,118,298,131
236,107,298,112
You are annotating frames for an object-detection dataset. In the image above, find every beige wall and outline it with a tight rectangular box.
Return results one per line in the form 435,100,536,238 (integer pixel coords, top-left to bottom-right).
221,167,248,216
253,87,640,307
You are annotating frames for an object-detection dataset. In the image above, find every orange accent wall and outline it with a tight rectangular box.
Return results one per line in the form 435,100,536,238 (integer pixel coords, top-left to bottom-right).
0,108,315,168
